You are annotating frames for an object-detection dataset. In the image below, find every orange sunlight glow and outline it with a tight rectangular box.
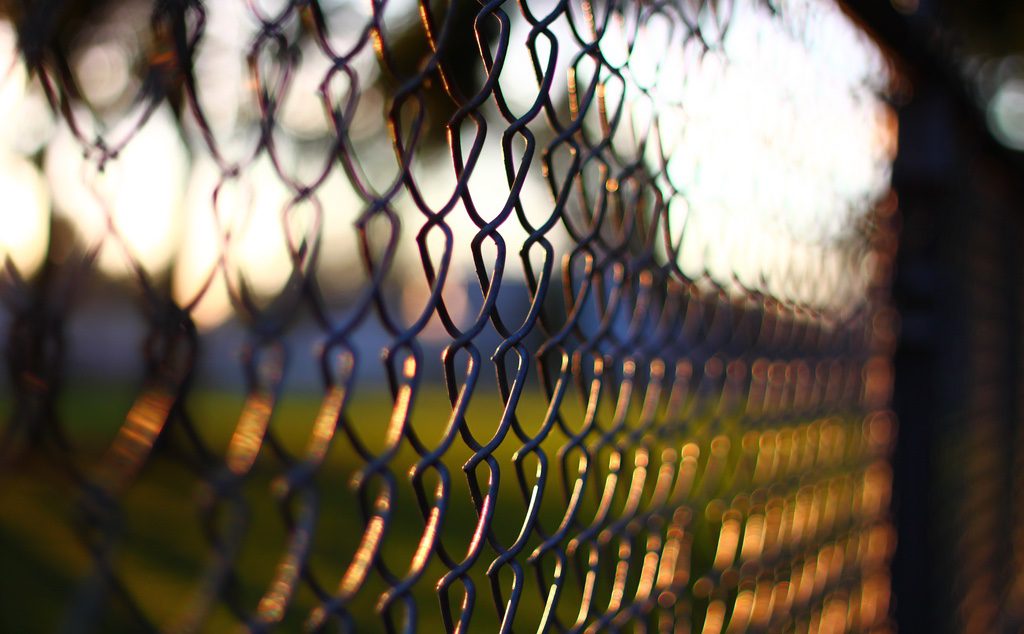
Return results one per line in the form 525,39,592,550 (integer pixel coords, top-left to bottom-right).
0,152,50,275
0,21,49,277
44,103,188,276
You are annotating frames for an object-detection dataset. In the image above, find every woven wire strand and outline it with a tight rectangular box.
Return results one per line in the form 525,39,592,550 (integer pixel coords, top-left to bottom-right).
0,0,897,631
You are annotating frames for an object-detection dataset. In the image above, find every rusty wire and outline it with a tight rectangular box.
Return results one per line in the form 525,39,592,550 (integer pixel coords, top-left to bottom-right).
0,0,897,631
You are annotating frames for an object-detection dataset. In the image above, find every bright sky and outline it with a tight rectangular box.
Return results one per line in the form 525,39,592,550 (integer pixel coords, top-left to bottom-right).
0,0,895,330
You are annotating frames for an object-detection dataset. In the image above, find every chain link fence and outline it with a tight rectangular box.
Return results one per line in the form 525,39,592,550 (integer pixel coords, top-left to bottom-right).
0,0,897,631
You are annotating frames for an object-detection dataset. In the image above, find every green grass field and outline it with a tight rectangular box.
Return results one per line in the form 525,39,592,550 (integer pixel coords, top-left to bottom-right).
0,385,661,632
0,381,865,632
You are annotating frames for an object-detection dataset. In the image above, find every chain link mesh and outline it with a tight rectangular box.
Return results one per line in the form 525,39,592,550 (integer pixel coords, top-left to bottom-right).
0,0,897,631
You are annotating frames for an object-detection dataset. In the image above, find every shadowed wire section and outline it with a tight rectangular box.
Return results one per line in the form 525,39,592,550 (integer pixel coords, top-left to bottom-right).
0,0,897,631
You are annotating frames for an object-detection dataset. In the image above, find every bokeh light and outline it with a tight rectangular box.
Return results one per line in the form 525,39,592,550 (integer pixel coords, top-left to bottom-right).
0,0,894,327
988,78,1024,151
